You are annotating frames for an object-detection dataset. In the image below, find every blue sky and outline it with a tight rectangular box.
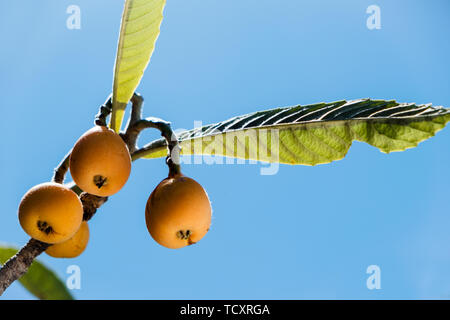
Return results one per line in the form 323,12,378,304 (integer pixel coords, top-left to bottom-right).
1,0,450,299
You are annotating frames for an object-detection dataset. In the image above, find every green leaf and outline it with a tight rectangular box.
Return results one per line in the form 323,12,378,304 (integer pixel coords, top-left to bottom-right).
0,246,73,300
111,0,166,132
133,99,450,165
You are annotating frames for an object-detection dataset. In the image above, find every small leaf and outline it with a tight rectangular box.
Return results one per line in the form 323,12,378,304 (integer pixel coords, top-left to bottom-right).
133,99,450,165
0,246,73,300
111,0,166,132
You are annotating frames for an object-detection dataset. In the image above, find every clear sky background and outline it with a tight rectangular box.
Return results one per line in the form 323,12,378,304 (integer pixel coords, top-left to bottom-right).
1,0,450,299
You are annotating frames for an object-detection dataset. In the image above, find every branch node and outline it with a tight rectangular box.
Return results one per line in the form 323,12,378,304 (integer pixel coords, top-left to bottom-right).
80,192,108,221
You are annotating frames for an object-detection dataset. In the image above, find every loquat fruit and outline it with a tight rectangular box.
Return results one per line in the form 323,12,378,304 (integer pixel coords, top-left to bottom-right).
18,182,83,244
46,221,90,258
145,174,212,249
69,125,131,197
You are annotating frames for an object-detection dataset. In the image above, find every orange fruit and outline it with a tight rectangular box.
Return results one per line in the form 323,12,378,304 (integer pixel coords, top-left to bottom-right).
69,126,131,196
46,221,90,258
145,174,212,249
18,182,83,244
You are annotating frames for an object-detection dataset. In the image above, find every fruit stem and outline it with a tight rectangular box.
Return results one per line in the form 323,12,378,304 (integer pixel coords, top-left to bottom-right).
123,95,182,178
167,156,181,177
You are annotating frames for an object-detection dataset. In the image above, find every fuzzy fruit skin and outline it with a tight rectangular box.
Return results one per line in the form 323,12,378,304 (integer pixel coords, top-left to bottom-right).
69,126,131,197
18,182,83,244
145,175,212,249
46,221,89,258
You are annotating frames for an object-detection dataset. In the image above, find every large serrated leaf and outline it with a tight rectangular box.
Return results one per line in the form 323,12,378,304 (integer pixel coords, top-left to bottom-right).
0,246,73,300
110,0,166,132
132,99,450,165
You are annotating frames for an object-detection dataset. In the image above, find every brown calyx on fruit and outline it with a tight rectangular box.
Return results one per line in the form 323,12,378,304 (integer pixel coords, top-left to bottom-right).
93,175,108,189
37,220,54,235
176,230,196,245
176,229,191,240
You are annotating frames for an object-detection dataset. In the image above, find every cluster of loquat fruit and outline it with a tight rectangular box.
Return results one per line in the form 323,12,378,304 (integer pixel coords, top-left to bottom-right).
18,125,212,258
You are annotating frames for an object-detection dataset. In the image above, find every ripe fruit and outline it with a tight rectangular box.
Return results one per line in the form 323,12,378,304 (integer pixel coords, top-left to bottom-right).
46,221,90,258
69,125,131,197
18,182,83,244
145,174,212,249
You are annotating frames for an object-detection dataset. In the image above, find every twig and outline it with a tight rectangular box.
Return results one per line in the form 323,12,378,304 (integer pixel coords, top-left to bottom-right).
94,95,112,127
52,151,71,184
122,92,181,176
122,93,144,153
127,117,181,176
129,93,144,128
